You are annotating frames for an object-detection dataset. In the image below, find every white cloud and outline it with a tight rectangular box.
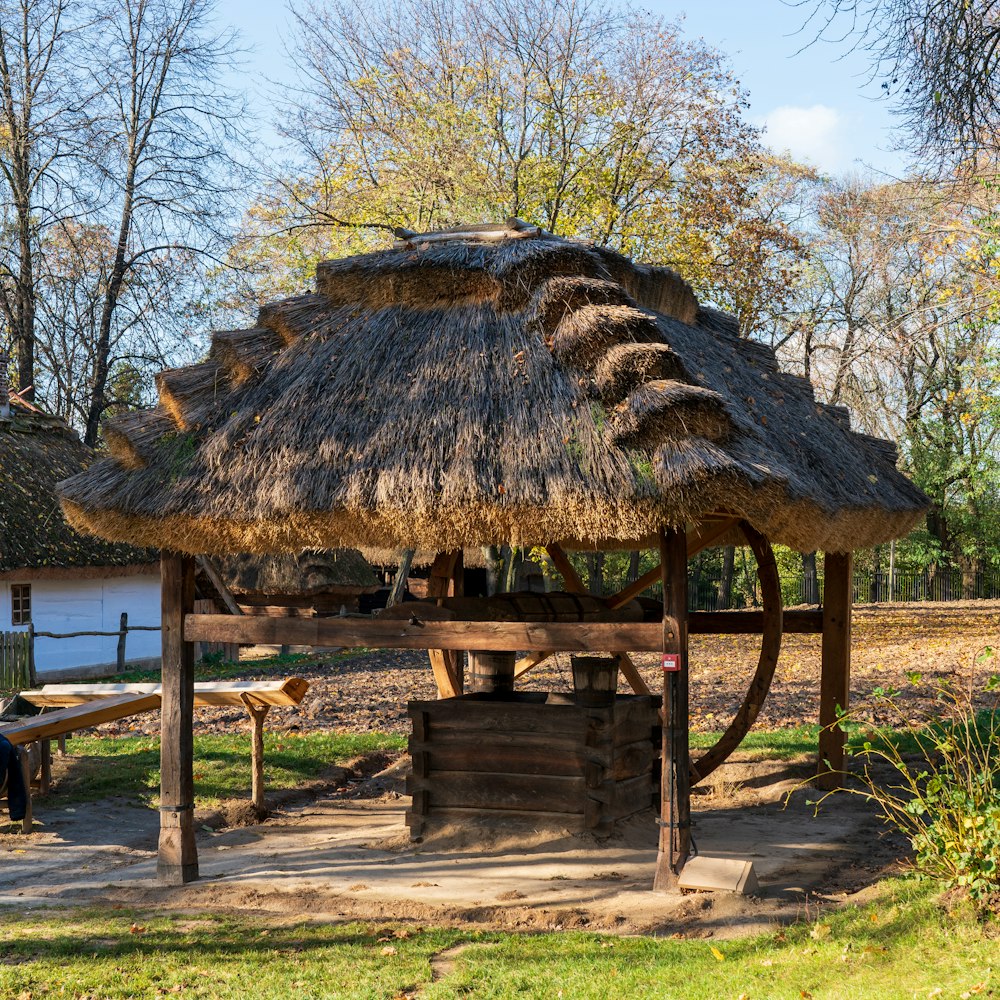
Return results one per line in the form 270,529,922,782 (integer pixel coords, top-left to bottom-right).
759,104,848,174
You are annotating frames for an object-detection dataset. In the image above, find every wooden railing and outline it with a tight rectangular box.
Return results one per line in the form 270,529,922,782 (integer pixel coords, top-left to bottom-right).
4,613,161,686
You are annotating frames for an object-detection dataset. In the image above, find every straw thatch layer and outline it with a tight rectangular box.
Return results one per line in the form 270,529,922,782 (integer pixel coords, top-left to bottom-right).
1,403,156,573
216,548,379,597
58,229,928,556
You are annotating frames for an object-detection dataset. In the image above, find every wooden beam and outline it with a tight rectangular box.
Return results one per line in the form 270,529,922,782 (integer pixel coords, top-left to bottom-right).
817,551,853,790
606,518,742,610
187,613,663,651
544,544,588,593
690,609,822,634
159,553,199,885
22,677,309,709
654,527,691,890
195,556,244,617
0,693,161,746
426,551,464,698
184,609,823,652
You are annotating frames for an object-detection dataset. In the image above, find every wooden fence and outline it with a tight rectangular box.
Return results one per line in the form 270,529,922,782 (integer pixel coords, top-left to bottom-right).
1,614,160,690
0,627,34,690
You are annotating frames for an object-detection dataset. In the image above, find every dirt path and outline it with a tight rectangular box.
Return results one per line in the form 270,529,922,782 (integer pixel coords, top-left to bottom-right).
0,755,904,937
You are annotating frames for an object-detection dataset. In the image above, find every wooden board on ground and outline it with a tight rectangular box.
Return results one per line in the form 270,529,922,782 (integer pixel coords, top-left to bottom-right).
0,693,162,746
19,677,309,709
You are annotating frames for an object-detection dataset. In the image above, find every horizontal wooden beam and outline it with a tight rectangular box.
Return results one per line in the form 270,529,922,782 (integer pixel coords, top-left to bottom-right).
689,610,823,634
184,608,823,651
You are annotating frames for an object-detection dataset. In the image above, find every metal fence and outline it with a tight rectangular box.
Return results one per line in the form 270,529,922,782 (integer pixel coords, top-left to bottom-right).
620,567,1000,611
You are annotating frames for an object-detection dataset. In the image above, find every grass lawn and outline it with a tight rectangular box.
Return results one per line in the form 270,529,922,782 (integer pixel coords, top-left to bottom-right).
53,731,405,805
0,880,995,999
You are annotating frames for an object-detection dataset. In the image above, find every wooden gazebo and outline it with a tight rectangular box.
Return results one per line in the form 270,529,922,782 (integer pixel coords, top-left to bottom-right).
58,220,928,887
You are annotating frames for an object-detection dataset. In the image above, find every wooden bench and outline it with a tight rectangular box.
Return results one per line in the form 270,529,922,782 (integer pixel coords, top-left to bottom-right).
19,677,309,709
1,693,162,833
3,678,309,832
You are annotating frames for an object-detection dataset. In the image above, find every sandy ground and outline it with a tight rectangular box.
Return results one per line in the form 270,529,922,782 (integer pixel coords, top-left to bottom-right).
2,600,989,933
1,754,905,937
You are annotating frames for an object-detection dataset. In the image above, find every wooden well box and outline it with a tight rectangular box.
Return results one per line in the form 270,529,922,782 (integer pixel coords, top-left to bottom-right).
405,692,661,837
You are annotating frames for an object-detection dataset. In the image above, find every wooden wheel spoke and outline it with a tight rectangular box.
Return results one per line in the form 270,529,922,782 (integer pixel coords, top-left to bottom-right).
689,521,782,785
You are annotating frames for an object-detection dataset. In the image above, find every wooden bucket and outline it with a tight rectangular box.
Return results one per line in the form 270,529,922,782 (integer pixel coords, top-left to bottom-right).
571,655,619,707
468,651,516,694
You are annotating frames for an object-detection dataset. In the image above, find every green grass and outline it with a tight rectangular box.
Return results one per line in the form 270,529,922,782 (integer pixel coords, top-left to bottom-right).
691,723,822,758
54,731,405,805
0,881,995,999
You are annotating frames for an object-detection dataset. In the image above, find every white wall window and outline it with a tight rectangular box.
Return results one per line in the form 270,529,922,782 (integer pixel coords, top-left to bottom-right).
11,583,31,625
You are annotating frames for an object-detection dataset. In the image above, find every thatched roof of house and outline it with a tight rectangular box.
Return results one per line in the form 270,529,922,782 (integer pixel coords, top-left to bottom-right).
58,222,928,555
0,401,156,578
217,549,379,597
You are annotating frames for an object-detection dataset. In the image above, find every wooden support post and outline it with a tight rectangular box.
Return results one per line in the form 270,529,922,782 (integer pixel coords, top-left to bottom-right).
39,739,51,795
427,550,464,698
817,551,853,790
240,693,270,818
158,552,199,884
116,612,128,674
27,623,36,688
653,526,690,890
19,747,32,833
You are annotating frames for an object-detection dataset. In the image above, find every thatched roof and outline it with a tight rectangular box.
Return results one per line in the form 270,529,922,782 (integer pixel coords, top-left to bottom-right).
216,549,379,597
58,222,928,555
0,401,156,577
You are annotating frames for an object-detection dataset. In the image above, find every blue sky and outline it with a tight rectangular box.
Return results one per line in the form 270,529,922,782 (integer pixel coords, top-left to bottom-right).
215,0,907,179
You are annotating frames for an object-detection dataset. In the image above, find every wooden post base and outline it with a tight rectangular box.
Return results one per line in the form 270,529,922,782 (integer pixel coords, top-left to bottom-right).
157,860,200,885
157,810,198,884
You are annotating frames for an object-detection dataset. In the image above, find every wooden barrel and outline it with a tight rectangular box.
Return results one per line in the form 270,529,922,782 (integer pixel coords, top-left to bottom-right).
571,655,619,707
468,651,516,694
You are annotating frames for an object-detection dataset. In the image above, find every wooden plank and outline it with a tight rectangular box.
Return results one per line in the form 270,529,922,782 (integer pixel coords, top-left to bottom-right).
0,692,161,746
184,609,823,650
185,614,662,650
690,610,822,634
407,770,586,812
612,772,658,820
408,805,588,831
22,677,309,709
426,551,464,698
409,698,591,738
195,556,244,617
817,551,852,790
159,553,198,885
410,742,592,777
654,526,690,890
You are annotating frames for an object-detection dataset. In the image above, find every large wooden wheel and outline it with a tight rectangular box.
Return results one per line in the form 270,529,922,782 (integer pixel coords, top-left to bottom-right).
690,520,783,785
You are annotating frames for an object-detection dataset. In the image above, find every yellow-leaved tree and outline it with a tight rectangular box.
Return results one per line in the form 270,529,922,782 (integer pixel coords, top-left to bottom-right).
219,0,814,337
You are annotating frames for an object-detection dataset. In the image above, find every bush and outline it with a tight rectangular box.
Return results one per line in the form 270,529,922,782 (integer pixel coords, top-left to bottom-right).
838,652,1000,907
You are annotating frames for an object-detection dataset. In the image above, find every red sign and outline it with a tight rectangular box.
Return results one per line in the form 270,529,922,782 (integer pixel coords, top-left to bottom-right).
661,653,681,672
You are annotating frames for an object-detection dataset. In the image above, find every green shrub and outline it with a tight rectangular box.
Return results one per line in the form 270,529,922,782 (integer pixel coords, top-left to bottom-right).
837,652,1000,907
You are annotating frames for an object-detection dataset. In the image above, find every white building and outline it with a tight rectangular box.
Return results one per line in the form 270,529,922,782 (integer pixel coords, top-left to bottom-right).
0,396,160,680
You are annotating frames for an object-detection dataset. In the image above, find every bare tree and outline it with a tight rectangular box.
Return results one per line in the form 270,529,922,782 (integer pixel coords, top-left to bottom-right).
0,0,91,401
79,0,247,445
795,0,1000,165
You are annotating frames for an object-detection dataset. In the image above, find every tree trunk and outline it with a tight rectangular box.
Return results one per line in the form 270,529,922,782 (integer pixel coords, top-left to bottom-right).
718,545,735,610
